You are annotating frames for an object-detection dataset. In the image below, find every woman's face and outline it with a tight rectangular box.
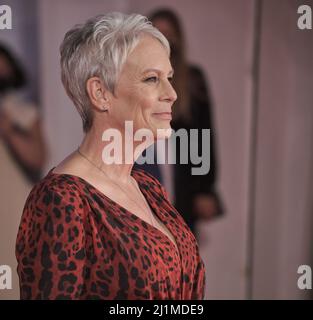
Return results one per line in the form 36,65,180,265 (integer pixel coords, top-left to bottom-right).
108,35,177,139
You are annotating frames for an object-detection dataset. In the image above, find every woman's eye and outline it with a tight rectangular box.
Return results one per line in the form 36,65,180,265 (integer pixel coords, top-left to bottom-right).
144,76,158,83
168,77,174,83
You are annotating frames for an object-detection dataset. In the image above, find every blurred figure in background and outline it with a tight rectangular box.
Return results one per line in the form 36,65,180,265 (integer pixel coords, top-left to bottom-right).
0,43,46,299
135,8,224,235
0,44,46,181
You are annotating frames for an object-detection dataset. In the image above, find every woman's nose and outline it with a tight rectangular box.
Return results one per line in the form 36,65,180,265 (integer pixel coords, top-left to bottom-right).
161,81,177,103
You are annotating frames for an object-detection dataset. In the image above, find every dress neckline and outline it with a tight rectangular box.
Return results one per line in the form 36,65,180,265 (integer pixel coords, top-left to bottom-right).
47,167,180,255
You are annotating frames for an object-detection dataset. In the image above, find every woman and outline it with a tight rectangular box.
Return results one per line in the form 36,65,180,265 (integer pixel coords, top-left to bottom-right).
0,44,46,299
16,12,206,300
135,9,224,233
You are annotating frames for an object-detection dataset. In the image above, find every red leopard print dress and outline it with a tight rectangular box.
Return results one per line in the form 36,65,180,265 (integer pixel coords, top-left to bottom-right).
16,168,206,299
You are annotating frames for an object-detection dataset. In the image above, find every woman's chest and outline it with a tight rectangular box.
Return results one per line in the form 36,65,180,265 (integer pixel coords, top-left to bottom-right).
84,217,183,299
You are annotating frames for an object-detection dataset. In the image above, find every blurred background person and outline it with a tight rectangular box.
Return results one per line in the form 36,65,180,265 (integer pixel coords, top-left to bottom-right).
135,8,224,235
0,43,46,299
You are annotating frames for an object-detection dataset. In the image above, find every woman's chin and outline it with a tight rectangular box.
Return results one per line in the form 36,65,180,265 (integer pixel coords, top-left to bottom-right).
139,120,172,140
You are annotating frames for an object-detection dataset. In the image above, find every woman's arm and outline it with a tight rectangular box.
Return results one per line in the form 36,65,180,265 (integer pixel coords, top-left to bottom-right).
16,187,87,299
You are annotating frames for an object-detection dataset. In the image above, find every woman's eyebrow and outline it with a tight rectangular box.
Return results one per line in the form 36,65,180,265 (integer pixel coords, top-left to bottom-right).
142,68,174,76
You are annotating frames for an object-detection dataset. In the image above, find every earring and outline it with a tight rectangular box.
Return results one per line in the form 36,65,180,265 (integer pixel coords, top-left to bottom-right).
102,106,108,112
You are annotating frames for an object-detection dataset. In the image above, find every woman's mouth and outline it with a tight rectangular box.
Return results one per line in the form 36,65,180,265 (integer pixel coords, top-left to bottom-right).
152,112,172,120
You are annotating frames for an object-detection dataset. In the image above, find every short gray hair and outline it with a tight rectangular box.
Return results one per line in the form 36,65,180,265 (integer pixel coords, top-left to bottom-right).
60,12,170,132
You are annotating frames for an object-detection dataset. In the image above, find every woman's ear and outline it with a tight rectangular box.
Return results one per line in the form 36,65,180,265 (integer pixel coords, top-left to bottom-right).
86,77,110,112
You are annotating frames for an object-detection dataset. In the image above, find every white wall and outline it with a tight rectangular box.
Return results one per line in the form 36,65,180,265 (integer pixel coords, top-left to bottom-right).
252,0,313,299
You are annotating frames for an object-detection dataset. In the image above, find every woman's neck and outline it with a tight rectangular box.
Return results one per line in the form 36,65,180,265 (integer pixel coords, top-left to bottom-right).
79,123,153,184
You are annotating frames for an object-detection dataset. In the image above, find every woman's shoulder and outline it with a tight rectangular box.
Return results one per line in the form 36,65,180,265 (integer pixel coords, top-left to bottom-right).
23,168,88,217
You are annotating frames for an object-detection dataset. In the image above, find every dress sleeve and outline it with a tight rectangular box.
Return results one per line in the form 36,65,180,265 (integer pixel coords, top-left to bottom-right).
16,185,87,299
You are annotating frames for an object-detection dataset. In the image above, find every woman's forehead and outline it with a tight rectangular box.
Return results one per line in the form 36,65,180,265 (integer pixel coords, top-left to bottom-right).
130,36,168,59
123,58,173,78
123,37,172,74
